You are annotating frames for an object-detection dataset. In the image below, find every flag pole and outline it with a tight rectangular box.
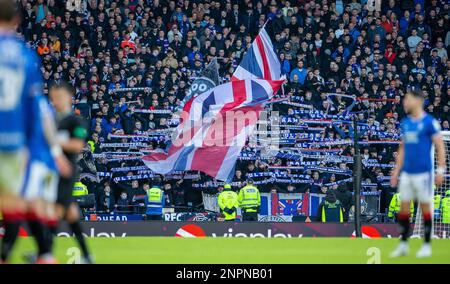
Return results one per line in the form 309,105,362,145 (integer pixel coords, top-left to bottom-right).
261,18,270,31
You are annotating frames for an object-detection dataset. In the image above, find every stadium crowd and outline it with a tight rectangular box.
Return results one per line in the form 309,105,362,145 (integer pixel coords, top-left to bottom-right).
17,0,450,217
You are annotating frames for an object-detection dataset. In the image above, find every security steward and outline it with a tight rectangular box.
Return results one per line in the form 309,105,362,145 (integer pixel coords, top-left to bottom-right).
218,184,239,221
317,191,344,223
238,179,261,221
442,190,450,224
145,183,165,220
72,180,88,196
433,192,442,219
388,192,414,221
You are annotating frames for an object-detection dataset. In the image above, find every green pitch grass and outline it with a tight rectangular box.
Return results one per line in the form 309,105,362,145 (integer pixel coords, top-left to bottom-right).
7,237,450,264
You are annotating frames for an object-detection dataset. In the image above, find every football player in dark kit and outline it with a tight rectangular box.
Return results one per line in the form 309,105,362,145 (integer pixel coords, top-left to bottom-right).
49,81,93,264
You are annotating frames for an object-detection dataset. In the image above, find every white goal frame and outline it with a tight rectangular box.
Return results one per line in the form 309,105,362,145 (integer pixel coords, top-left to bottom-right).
412,131,450,239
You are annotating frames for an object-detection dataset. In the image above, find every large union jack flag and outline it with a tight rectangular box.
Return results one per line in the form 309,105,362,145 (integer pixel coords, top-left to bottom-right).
143,79,283,181
232,27,282,81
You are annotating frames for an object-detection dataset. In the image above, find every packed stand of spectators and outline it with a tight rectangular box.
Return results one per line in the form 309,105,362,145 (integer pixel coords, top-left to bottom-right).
18,0,450,216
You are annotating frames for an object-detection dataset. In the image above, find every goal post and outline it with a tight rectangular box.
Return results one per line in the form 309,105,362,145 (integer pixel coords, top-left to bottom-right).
412,131,450,239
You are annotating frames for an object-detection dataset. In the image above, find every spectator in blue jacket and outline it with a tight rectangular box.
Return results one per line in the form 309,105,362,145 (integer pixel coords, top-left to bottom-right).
332,44,350,64
101,115,123,134
279,52,291,76
289,60,307,84
399,10,412,37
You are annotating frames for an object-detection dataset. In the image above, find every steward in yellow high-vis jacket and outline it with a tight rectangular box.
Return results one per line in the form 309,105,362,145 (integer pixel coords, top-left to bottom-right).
388,193,414,221
218,184,239,221
442,190,450,224
238,179,261,221
72,181,88,196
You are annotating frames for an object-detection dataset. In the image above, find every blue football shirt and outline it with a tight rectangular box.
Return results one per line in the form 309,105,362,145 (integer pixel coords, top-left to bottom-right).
401,113,441,174
0,33,44,151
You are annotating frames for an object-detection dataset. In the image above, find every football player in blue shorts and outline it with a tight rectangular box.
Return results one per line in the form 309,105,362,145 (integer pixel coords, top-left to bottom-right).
0,0,71,264
390,90,446,258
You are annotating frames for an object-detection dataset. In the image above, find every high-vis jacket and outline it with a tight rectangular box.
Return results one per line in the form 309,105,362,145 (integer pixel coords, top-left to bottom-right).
321,200,344,223
434,194,442,219
238,185,261,213
87,140,95,152
145,187,165,215
72,181,88,196
442,192,450,224
388,193,414,219
218,190,239,220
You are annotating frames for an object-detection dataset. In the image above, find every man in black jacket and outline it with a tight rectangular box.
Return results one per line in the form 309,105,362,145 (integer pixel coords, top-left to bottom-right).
117,107,135,134
98,183,115,213
334,183,353,222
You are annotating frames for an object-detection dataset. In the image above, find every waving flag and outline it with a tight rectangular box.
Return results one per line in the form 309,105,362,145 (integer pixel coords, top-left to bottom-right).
232,27,281,81
143,78,283,181
181,57,220,109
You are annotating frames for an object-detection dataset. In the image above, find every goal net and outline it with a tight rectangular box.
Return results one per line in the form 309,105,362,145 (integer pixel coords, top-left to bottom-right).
412,131,450,239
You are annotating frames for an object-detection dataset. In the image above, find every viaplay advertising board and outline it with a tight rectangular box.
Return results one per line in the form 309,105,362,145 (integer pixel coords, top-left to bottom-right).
49,222,404,238
3,222,448,238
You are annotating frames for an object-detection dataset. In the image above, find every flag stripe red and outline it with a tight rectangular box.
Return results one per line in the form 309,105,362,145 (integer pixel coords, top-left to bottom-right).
190,80,249,177
255,35,271,80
